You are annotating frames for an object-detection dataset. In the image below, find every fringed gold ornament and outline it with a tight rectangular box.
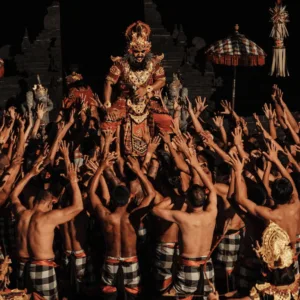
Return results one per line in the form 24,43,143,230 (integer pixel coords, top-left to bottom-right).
269,0,289,77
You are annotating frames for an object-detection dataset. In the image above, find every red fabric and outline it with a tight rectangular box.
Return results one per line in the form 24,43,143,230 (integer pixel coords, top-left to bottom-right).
152,113,173,133
63,86,95,109
0,65,4,78
30,260,58,267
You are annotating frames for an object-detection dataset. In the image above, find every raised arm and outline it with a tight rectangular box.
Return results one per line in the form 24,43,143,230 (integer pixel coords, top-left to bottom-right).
263,140,299,199
127,156,156,211
0,156,23,206
47,163,83,225
159,130,190,174
48,109,75,165
10,157,44,215
185,149,217,214
230,152,273,220
152,197,186,223
88,153,117,219
213,116,228,145
31,103,45,139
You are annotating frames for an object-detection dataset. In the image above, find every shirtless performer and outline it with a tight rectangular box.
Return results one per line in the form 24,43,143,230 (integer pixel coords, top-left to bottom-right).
152,149,217,300
10,158,83,299
10,156,44,289
89,154,155,300
59,142,89,295
151,187,185,293
230,140,300,298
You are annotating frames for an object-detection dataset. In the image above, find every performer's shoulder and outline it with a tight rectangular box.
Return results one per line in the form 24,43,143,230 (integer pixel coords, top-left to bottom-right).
110,55,123,63
151,53,164,63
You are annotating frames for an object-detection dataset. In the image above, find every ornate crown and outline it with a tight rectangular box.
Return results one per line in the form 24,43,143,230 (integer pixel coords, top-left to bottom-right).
65,71,83,85
125,21,152,52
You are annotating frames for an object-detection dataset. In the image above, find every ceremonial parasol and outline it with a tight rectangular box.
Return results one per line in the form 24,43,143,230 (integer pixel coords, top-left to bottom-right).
205,24,266,110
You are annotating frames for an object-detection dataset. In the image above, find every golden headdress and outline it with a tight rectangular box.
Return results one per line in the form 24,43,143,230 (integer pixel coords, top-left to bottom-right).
65,71,83,85
125,21,152,53
254,221,293,269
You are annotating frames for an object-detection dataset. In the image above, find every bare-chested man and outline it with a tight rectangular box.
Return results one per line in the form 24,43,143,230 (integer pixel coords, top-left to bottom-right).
152,187,185,293
58,141,89,295
89,154,155,300
152,149,217,299
230,141,300,298
10,159,83,300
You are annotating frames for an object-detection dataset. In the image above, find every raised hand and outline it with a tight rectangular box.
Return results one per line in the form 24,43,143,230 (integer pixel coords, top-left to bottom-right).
170,119,181,136
147,136,161,154
31,156,46,175
220,100,232,115
185,148,198,166
66,163,78,183
159,130,171,144
86,160,99,175
126,156,141,173
194,96,208,114
231,127,243,146
103,128,116,144
263,140,278,162
69,108,75,124
228,151,244,174
183,132,195,148
36,103,45,120
59,140,69,158
199,130,214,147
212,115,224,128
173,134,190,155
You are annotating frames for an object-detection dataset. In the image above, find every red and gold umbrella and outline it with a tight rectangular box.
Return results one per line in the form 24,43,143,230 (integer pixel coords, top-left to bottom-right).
205,24,266,109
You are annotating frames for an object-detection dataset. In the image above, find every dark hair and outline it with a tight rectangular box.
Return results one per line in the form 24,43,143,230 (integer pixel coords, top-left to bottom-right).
35,189,54,204
245,178,267,206
187,184,207,208
112,185,130,207
271,178,293,205
290,172,300,196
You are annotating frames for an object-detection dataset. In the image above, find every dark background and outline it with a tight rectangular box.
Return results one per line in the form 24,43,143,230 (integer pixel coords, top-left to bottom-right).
1,0,299,115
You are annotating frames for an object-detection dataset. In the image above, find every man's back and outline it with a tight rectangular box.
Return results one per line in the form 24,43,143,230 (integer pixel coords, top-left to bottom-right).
16,209,35,259
179,210,216,258
102,208,137,258
28,211,56,260
271,201,300,248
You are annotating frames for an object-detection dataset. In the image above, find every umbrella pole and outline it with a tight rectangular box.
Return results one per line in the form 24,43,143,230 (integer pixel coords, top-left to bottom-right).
232,66,236,111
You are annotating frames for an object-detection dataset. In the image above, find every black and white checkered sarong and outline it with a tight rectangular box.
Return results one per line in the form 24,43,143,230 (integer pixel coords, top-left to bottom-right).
154,243,179,291
216,230,242,274
65,250,87,282
174,256,215,299
29,261,58,300
294,234,300,275
101,256,140,295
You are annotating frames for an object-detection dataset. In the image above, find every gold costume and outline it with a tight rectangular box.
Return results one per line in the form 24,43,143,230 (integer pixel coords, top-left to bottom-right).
250,221,299,300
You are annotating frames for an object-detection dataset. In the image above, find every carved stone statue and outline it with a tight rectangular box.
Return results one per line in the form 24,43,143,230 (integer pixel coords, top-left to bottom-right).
26,75,54,124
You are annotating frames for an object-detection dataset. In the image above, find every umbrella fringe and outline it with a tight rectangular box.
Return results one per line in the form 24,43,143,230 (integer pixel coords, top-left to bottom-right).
207,55,265,66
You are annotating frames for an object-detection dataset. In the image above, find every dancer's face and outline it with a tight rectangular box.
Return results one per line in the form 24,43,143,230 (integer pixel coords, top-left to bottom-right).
133,50,146,63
